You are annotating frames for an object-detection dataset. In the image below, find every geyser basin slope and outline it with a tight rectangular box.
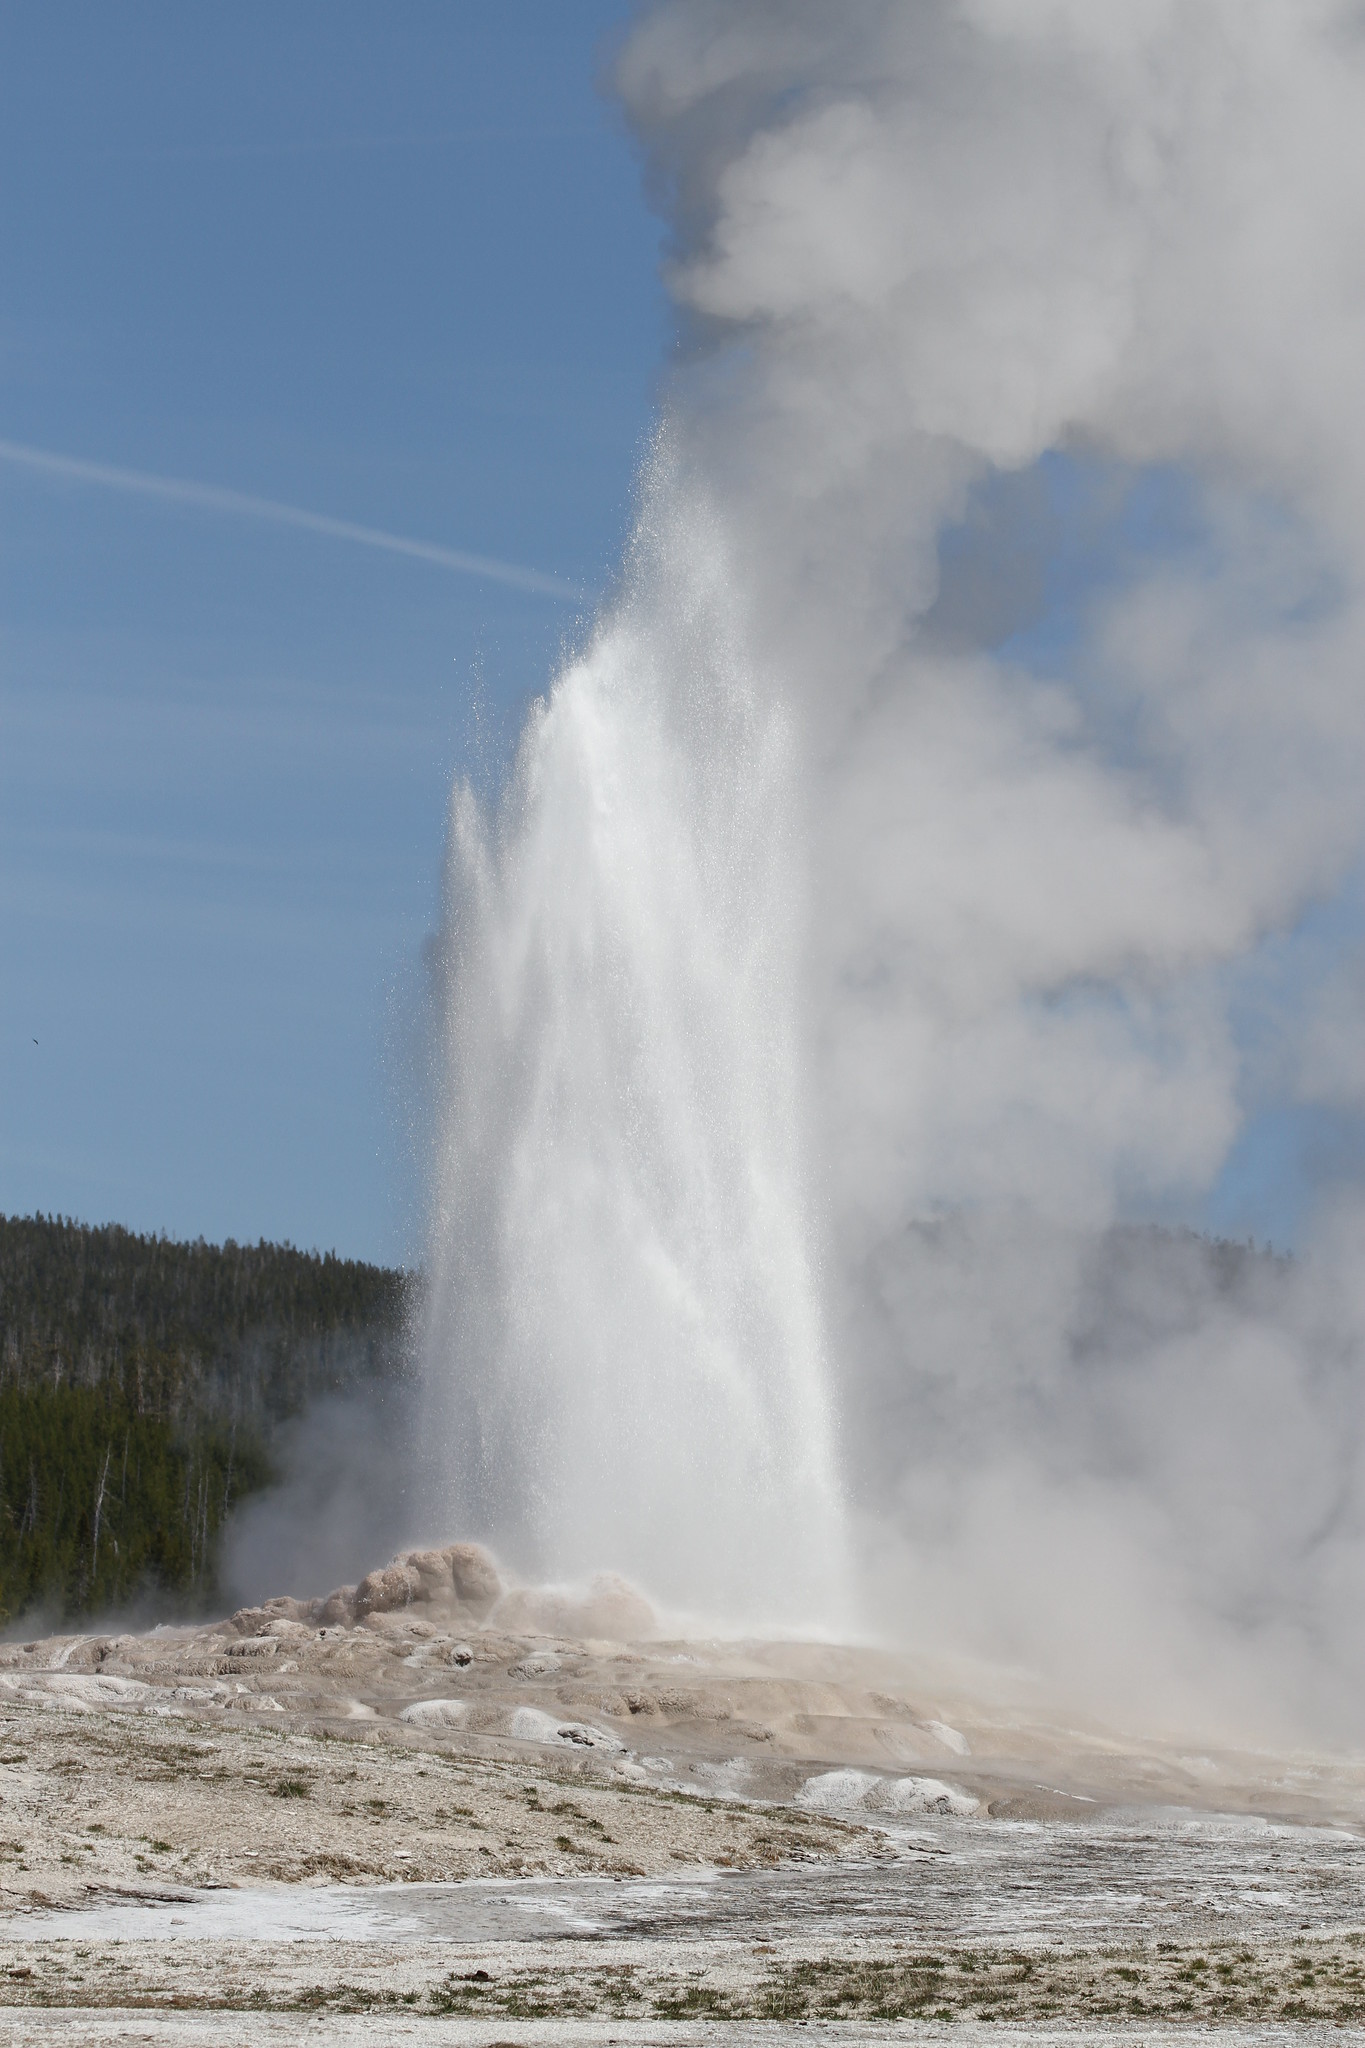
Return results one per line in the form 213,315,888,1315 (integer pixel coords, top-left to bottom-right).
10,1557,1365,2027
7,1541,1365,1862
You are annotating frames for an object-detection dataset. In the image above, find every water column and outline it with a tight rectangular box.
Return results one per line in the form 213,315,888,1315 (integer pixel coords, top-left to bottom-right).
421,461,849,1629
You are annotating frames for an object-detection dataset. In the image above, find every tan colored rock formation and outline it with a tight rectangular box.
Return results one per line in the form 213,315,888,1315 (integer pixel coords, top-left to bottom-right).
306,1540,507,1632
278,1542,654,1642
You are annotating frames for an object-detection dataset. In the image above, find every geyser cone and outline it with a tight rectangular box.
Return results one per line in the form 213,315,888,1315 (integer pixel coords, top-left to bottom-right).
421,453,848,1628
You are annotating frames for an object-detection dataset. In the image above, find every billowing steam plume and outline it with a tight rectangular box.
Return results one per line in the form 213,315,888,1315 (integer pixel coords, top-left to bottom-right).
423,1,1365,1733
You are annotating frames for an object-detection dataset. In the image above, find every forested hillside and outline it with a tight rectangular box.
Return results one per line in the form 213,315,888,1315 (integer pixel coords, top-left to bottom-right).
0,1215,413,1624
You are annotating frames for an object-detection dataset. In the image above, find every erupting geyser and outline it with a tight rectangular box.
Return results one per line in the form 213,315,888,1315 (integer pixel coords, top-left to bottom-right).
421,0,1365,1728
420,460,848,1627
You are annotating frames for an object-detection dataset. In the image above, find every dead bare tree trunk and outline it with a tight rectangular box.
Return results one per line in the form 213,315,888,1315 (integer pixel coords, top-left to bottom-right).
91,1442,113,1577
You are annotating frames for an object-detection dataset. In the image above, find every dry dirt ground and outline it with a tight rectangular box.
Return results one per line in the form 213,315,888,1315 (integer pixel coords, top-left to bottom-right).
2,2022,1362,2048
2,1555,1365,2042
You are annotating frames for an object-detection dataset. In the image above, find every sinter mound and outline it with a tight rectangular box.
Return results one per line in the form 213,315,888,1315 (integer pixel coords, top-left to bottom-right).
240,1542,655,1643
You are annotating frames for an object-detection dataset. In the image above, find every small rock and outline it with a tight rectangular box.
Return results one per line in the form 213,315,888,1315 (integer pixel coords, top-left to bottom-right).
509,1651,560,1679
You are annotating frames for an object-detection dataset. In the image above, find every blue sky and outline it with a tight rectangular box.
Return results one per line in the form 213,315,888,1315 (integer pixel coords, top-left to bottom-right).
0,3,664,1261
0,5,1347,1269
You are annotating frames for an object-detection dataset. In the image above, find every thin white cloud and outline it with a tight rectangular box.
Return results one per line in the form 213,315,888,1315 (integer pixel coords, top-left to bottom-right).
98,126,596,163
0,437,579,601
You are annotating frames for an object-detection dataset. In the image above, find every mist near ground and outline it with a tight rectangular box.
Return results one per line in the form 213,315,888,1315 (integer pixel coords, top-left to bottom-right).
844,1212,1365,1743
220,1384,417,1613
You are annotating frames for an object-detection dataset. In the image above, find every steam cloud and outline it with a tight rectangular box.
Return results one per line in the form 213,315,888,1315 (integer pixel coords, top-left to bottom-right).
422,1,1365,1738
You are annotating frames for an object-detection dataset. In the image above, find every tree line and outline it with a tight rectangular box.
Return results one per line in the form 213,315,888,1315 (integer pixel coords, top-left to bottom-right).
0,1214,414,1625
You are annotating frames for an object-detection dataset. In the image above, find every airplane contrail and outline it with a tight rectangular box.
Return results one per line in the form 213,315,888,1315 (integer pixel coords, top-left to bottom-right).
0,437,579,601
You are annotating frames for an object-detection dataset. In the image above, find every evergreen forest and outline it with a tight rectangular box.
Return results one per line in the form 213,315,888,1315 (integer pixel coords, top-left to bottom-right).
0,1214,413,1625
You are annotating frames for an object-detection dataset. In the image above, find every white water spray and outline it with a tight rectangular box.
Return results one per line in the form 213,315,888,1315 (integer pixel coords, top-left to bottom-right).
421,454,847,1626
416,0,1365,1730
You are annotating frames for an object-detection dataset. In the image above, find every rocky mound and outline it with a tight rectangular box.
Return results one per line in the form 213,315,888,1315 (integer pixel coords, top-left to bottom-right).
230,1542,657,1643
